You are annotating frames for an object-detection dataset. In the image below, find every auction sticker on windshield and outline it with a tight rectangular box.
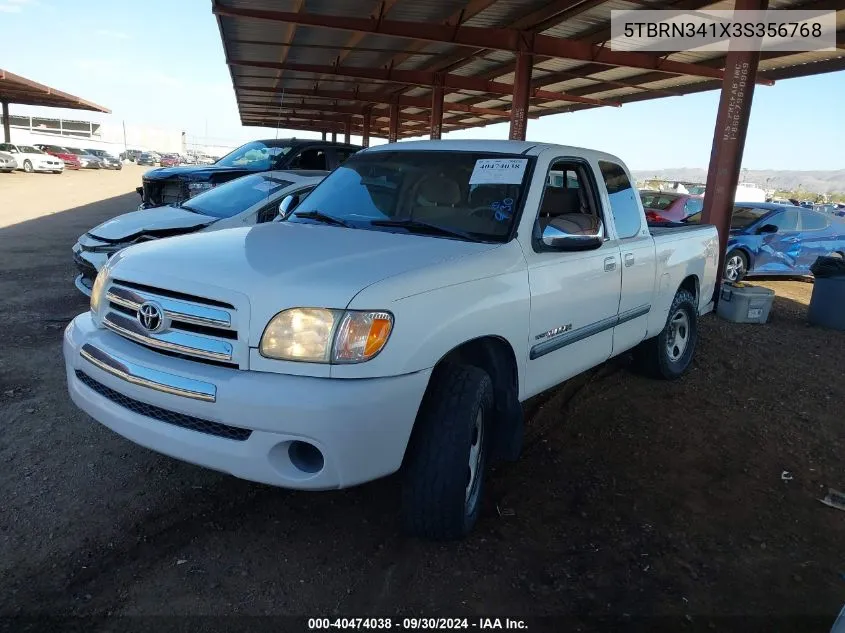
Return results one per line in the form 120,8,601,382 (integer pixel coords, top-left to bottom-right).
470,158,528,185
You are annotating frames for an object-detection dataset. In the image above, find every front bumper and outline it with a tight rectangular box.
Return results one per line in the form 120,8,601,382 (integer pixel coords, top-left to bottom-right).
34,163,63,172
64,313,430,490
72,245,108,296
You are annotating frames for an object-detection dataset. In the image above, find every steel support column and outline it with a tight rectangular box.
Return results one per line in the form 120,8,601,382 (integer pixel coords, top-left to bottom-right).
362,106,371,147
322,131,326,141
2,101,10,142
509,53,531,141
430,81,443,140
344,116,351,144
701,0,768,297
388,102,399,143
331,130,337,142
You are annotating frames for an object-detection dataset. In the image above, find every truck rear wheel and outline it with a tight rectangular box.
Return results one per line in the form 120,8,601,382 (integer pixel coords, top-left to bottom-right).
401,363,493,540
633,288,698,380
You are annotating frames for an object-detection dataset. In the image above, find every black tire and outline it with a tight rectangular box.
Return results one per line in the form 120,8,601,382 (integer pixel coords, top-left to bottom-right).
23,160,33,173
724,249,748,282
401,363,493,540
53,170,62,174
633,289,698,381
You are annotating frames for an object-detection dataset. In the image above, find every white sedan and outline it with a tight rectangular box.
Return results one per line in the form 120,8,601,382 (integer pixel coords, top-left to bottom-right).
72,169,326,295
0,143,64,173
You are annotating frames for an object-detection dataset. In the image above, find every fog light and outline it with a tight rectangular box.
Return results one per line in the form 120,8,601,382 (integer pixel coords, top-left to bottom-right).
288,441,324,474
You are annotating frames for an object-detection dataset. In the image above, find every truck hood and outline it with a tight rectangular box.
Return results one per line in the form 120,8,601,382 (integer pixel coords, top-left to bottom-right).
110,222,501,345
142,164,252,182
87,206,216,242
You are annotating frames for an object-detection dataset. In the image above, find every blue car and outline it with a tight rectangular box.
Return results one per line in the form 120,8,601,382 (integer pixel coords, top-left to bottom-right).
687,202,845,281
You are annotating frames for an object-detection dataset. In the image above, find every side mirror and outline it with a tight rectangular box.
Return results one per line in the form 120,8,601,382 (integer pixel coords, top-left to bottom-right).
757,224,778,234
540,216,605,251
278,194,300,220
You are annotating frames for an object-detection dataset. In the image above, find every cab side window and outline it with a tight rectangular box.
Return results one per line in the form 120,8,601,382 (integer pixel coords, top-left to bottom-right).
289,149,328,171
598,161,642,239
536,161,602,236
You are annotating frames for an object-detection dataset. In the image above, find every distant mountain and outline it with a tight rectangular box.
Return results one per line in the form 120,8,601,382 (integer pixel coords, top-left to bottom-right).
631,169,845,194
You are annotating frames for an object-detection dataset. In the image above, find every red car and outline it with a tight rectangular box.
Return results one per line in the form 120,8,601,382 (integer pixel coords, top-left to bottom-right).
640,190,704,223
35,144,82,170
159,153,180,167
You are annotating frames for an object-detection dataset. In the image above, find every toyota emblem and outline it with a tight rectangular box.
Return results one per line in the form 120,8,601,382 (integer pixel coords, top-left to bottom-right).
137,301,165,333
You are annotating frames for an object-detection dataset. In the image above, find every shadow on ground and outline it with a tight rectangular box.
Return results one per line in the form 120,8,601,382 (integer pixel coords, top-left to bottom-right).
0,197,843,632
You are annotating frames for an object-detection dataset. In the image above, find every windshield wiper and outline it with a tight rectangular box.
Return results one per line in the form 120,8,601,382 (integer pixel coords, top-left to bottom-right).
369,219,480,242
293,210,351,227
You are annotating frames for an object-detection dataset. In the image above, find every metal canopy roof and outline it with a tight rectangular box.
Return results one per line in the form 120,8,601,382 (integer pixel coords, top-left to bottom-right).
213,0,844,140
0,69,110,113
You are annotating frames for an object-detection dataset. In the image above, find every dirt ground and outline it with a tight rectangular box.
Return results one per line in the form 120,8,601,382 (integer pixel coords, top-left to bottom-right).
1,169,843,632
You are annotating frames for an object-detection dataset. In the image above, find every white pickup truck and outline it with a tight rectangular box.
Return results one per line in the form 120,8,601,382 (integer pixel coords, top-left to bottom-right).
64,140,718,539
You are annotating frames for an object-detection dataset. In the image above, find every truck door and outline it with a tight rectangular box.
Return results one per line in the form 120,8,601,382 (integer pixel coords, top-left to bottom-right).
523,158,622,397
597,160,657,355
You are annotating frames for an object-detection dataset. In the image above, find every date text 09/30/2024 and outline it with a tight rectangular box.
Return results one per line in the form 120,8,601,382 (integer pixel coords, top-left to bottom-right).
308,618,528,630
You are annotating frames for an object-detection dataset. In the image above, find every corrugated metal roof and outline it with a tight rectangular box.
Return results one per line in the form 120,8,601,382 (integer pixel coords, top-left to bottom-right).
214,0,845,138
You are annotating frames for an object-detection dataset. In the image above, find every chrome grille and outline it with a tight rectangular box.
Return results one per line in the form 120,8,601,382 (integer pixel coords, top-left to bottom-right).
103,280,244,368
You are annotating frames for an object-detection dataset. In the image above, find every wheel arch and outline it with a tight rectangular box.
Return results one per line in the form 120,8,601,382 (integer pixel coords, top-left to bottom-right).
413,335,523,465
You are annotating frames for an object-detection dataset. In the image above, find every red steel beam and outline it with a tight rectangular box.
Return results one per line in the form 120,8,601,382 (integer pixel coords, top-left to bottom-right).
430,83,443,140
238,88,512,118
510,54,531,141
388,102,399,143
230,60,618,107
214,6,732,81
234,85,533,118
239,104,451,125
701,0,768,299
362,105,371,147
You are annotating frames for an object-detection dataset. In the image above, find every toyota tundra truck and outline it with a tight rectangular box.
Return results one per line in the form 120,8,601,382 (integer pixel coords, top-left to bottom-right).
64,140,719,540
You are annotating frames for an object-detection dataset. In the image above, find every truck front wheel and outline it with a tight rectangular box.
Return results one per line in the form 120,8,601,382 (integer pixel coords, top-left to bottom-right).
633,288,698,380
401,363,493,540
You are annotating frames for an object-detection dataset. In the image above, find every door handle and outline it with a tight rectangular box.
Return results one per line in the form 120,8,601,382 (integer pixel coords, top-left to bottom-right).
624,253,635,267
604,257,617,272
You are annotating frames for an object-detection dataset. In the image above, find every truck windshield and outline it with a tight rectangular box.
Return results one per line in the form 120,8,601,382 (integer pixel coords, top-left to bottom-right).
181,173,293,218
215,141,293,169
289,150,532,242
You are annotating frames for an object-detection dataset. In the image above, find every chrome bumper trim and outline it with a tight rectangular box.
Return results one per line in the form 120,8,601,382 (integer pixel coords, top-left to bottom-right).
80,343,216,402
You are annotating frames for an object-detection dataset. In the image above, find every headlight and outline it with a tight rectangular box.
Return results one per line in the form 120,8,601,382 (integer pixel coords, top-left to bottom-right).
259,308,393,364
89,266,109,315
187,182,214,197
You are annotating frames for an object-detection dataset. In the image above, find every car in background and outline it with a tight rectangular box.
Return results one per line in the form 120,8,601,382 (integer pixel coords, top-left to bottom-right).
135,138,361,209
0,151,16,173
0,143,64,173
63,148,103,169
120,149,142,162
686,202,845,280
159,153,181,167
85,149,122,170
136,152,157,166
72,170,327,295
640,190,704,223
34,144,82,170
180,153,196,165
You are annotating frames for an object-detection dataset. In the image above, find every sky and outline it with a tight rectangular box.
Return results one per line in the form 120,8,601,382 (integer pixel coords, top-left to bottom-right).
1,0,843,171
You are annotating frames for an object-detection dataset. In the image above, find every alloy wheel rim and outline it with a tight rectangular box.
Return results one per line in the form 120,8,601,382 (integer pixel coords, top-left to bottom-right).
666,309,690,362
465,408,484,510
725,255,744,281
